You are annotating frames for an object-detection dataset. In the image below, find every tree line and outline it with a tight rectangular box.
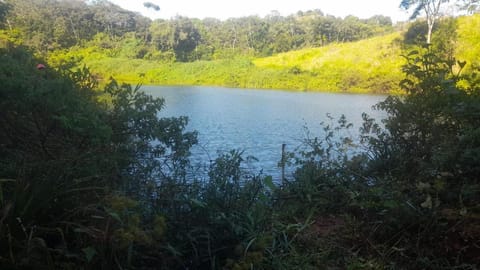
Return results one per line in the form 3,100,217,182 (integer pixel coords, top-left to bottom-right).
2,0,394,61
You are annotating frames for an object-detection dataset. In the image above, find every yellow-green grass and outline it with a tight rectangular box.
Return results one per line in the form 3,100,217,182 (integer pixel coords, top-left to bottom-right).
47,31,408,93
253,33,406,93
456,14,480,72
34,14,480,94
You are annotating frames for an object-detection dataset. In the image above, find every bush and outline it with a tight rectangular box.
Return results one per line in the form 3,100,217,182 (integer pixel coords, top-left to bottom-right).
277,46,480,269
0,43,197,269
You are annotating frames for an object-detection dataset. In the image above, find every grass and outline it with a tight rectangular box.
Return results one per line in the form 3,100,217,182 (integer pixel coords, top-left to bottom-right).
47,14,480,94
254,33,402,70
50,33,406,94
253,33,406,94
456,14,480,72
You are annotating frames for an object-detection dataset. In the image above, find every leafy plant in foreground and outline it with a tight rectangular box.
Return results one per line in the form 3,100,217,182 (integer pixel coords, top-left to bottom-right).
358,46,480,268
0,43,197,269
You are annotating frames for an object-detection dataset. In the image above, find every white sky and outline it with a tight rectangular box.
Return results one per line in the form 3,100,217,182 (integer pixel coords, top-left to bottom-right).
108,0,413,22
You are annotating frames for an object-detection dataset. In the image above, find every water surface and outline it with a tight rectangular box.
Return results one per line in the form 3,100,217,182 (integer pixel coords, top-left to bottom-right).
143,86,386,178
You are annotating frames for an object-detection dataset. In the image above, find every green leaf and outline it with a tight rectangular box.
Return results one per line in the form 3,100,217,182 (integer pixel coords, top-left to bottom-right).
408,50,419,56
420,194,433,209
190,198,206,208
108,211,122,223
82,247,97,262
244,237,257,257
74,228,89,233
263,176,276,190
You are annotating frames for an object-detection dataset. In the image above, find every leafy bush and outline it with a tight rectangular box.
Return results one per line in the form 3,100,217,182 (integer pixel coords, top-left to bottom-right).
273,45,480,269
0,43,197,269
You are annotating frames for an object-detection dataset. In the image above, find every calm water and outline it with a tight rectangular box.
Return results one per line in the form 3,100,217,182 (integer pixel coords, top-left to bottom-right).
142,86,387,178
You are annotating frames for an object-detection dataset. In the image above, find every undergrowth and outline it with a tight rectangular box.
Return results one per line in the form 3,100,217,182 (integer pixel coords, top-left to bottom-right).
1,28,480,270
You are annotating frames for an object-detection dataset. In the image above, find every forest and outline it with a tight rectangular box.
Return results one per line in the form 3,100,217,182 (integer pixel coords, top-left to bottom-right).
3,0,394,59
1,0,480,269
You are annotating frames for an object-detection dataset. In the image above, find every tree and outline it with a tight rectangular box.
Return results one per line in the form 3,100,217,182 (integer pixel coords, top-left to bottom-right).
143,2,160,11
400,0,449,44
0,0,9,25
459,0,480,13
366,15,393,26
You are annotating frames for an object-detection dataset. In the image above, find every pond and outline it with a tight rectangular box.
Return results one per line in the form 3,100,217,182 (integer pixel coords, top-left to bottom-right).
142,86,387,179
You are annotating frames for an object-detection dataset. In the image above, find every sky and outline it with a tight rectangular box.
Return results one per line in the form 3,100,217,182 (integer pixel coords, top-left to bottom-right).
107,0,413,22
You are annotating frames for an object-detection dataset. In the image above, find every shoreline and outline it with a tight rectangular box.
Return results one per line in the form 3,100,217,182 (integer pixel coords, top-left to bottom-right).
100,76,403,96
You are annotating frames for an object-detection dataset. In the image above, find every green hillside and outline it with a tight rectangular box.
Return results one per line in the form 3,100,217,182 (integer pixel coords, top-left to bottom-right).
52,33,405,94
47,14,480,94
253,33,405,93
456,14,480,72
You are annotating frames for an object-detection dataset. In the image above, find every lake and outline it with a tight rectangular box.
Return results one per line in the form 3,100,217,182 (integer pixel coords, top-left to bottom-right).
142,86,387,179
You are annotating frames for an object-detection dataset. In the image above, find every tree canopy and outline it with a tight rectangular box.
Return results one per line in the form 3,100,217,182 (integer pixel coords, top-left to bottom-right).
400,0,450,43
4,0,394,60
143,2,160,11
460,0,480,12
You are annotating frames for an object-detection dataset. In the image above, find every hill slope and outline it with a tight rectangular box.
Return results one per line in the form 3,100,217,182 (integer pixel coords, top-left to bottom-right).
54,33,404,94
456,14,480,72
48,14,480,94
253,33,405,93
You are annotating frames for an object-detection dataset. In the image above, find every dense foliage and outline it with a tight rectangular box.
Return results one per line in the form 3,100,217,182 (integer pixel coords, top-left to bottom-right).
1,1,480,269
43,14,480,94
2,41,479,269
3,0,393,61
0,42,199,268
50,33,404,94
3,0,479,94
